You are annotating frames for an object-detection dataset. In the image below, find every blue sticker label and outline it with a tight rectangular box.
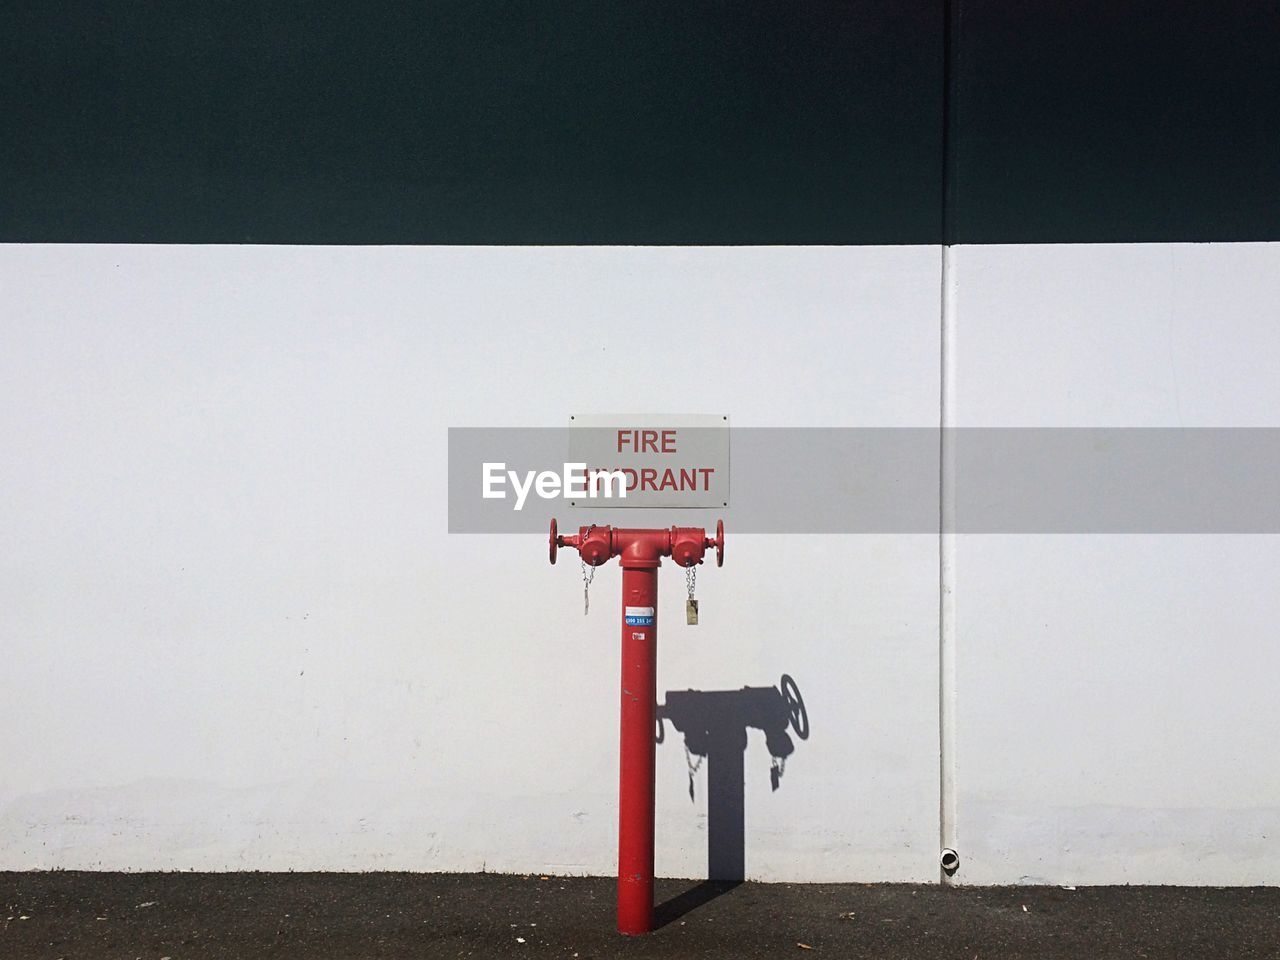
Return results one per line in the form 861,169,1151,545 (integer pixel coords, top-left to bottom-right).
624,606,655,627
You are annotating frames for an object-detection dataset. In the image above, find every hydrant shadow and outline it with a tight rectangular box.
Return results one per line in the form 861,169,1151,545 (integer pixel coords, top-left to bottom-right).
653,674,810,926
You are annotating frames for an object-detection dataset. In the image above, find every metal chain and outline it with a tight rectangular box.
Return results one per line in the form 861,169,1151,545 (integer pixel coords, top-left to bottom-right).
685,564,696,601
581,557,595,615
684,743,704,802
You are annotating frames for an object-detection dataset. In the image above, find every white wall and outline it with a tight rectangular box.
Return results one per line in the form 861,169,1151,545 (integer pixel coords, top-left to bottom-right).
0,245,941,880
952,243,1280,884
4,242,1277,885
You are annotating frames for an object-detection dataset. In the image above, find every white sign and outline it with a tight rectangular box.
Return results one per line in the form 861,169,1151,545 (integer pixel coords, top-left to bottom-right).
568,414,729,508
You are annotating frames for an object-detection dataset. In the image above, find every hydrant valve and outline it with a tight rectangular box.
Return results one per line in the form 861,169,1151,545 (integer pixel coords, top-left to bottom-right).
547,515,725,936
550,519,725,570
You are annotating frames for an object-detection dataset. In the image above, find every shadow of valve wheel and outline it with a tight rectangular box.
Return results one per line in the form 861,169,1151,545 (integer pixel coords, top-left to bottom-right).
781,674,809,740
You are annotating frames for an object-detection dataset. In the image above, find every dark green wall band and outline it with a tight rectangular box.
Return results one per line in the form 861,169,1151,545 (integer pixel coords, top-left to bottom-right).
950,0,1279,244
1,1,1275,244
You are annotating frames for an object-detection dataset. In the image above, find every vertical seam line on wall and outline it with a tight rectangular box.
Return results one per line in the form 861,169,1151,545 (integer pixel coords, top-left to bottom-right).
939,0,959,886
939,247,957,884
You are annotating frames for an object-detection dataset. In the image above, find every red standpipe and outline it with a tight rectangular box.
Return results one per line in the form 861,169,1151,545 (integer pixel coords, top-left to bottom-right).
550,518,725,936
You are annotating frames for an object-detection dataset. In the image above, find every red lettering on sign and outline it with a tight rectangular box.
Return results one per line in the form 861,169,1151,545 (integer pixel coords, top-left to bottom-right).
616,429,682,454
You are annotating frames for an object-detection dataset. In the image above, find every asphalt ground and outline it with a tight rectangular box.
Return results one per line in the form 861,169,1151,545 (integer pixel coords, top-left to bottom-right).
2,872,1277,959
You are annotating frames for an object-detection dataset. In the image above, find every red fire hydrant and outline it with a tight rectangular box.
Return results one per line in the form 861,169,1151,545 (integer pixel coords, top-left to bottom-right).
550,518,725,935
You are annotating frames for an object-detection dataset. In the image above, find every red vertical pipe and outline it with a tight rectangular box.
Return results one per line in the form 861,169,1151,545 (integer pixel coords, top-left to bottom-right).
617,562,658,935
